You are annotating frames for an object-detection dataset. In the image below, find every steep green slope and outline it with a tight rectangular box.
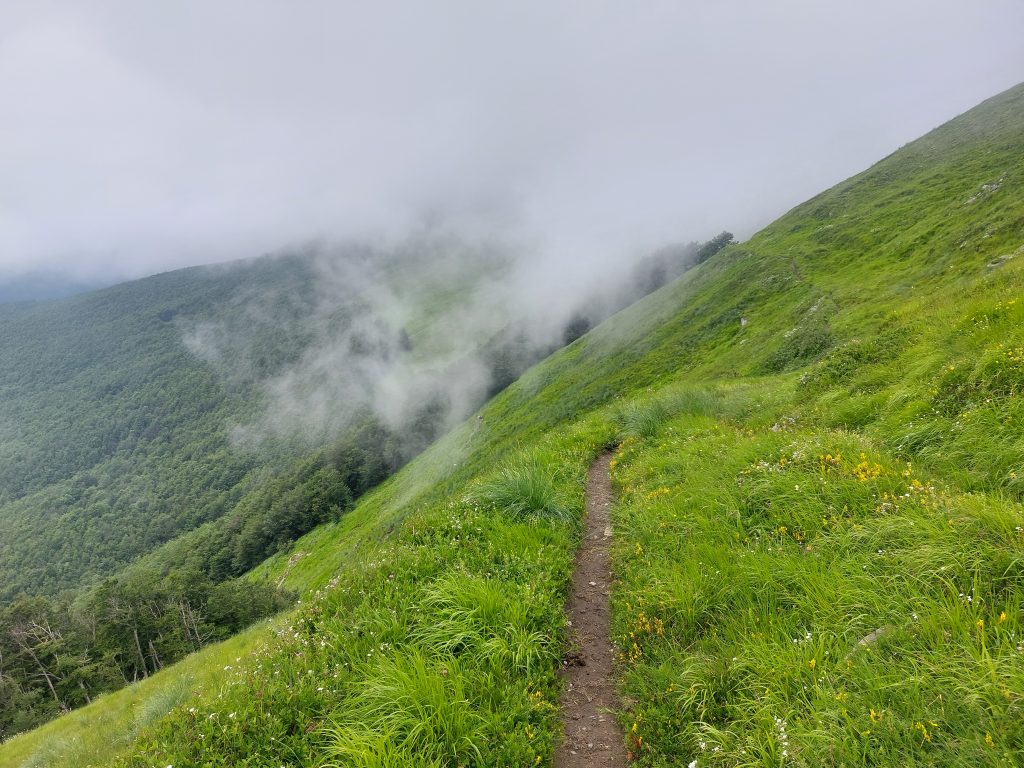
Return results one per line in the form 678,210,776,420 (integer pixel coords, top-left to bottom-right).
3,82,1023,767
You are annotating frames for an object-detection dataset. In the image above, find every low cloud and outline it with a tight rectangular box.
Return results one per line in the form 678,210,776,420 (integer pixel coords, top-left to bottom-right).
181,237,515,451
179,229,686,453
1,2,1022,286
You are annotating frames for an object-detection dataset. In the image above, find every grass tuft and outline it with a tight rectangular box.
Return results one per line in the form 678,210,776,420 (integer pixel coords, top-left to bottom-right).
614,399,670,440
471,455,572,520
324,651,483,766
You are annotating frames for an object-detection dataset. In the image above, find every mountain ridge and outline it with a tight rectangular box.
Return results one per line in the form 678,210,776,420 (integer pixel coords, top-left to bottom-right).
2,80,1023,765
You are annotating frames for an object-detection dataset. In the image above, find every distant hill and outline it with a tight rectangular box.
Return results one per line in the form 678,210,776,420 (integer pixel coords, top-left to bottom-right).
0,242,514,601
0,271,112,303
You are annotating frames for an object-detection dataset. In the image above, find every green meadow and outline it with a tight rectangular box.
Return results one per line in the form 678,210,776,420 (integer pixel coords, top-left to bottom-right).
3,82,1023,767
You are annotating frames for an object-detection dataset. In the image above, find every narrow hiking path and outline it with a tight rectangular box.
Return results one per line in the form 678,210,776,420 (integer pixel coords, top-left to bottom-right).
553,452,627,768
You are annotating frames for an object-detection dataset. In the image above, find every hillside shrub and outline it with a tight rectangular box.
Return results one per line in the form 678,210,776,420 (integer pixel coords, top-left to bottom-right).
799,317,913,393
764,323,834,372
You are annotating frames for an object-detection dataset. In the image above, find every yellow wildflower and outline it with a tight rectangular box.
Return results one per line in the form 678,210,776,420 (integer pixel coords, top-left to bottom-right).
915,721,932,743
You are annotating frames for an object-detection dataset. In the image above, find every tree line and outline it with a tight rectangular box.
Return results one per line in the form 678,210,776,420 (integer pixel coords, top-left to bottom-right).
0,420,397,740
0,568,288,738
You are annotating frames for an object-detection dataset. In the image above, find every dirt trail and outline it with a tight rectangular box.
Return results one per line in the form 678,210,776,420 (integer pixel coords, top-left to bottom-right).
553,452,627,768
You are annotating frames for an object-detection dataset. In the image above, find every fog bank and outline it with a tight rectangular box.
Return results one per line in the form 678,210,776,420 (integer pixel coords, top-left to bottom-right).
1,2,1022,286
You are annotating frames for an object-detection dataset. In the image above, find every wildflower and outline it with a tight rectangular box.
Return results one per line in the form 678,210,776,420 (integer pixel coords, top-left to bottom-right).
853,454,883,481
915,721,932,743
985,732,995,748
808,658,816,670
870,708,883,723
999,611,1007,624
977,619,985,630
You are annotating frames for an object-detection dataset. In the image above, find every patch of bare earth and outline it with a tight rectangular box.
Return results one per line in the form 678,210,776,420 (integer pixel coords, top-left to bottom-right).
553,452,627,768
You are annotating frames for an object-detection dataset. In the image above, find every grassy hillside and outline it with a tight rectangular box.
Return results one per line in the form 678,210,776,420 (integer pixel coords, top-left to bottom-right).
0,240,533,738
3,82,1023,766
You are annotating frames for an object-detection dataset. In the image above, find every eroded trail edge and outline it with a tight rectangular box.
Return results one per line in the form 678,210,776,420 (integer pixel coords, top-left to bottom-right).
553,451,627,768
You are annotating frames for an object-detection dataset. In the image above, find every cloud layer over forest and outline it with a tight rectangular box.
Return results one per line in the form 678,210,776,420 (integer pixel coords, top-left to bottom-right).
1,1,1022,285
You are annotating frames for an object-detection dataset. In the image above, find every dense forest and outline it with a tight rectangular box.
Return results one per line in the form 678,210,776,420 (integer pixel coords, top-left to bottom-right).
0,243,489,600
0,256,311,599
0,409,413,736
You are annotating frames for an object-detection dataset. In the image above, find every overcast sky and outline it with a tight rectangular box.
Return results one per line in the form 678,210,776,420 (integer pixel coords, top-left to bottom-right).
1,1,1022,284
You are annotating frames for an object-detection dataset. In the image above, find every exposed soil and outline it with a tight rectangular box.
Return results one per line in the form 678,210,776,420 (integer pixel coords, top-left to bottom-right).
553,452,627,768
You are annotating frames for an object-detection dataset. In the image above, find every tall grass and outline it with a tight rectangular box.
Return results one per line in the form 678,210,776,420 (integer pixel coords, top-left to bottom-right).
614,399,670,440
611,409,1024,766
613,386,722,442
128,675,194,740
102,428,596,768
470,451,573,520
325,652,483,766
6,83,1024,768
